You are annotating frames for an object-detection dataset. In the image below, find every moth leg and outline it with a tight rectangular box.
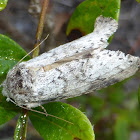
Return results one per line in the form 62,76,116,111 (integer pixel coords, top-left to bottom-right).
39,105,48,117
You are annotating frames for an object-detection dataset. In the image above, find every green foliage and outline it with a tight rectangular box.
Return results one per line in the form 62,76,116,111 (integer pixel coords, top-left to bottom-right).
67,0,120,36
136,0,140,3
0,34,30,84
0,34,30,125
0,88,19,125
30,102,95,140
0,0,8,11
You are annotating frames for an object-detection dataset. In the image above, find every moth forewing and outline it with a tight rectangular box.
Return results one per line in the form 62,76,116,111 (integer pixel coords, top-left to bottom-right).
20,16,118,69
2,16,140,109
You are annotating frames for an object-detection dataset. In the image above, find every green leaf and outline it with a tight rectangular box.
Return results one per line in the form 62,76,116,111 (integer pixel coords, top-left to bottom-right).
0,34,30,84
0,88,20,125
29,102,95,140
0,0,8,11
67,0,120,35
0,34,30,125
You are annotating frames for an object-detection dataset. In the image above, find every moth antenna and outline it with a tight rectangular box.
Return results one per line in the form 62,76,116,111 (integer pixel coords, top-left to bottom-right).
8,98,73,125
17,34,49,65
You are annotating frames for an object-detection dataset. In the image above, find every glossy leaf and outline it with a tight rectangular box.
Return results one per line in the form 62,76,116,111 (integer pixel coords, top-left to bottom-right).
0,34,30,125
0,0,8,11
0,34,30,84
29,102,95,140
67,0,120,36
0,88,19,125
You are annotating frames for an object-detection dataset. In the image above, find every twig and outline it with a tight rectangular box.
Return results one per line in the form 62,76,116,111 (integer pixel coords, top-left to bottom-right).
32,0,50,58
14,109,28,140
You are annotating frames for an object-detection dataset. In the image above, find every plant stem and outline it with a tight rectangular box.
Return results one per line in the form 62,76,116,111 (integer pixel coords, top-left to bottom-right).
14,109,28,140
32,0,49,58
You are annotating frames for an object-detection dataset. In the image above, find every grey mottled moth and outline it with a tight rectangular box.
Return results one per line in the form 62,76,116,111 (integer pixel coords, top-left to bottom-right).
2,16,140,108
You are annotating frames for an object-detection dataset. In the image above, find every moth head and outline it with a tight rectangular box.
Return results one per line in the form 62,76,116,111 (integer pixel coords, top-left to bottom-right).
1,63,35,107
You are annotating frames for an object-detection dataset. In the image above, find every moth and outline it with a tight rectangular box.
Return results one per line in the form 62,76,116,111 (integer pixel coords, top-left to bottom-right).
2,16,140,108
